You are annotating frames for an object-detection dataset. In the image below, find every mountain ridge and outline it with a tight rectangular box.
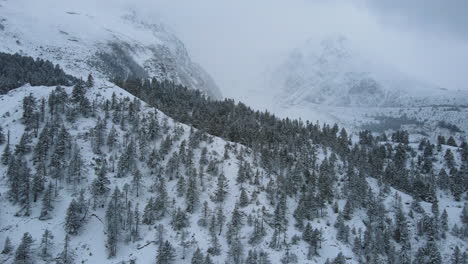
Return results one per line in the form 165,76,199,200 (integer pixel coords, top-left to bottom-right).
0,0,222,99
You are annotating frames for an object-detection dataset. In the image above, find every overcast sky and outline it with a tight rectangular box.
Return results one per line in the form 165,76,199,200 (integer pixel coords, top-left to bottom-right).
40,0,468,97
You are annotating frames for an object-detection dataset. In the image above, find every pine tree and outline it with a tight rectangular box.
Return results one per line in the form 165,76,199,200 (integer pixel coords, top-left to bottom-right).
441,209,448,232
246,250,258,264
142,197,155,225
106,126,118,150
65,199,82,235
154,177,168,219
39,229,54,260
32,168,45,202
156,240,176,264
57,234,73,264
332,252,346,264
133,203,140,242
39,182,54,220
14,232,33,264
447,136,457,147
343,199,353,220
270,194,288,249
86,73,94,88
15,132,32,156
204,253,214,264
1,236,13,255
71,81,86,105
22,93,37,128
461,203,468,224
212,173,228,203
239,187,250,207
0,125,5,145
91,161,110,198
171,207,189,230
186,171,199,213
33,126,50,164
106,187,122,258
132,168,143,197
216,205,226,236
176,174,186,197
192,248,204,264
147,111,160,141
227,204,244,245
1,132,11,165
198,200,210,227
415,241,442,264
227,238,244,264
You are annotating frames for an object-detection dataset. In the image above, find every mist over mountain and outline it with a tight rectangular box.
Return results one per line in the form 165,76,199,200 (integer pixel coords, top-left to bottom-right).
0,1,467,264
271,35,468,108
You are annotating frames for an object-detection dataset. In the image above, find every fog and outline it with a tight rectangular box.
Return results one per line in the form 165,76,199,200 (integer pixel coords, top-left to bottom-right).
126,0,468,99
23,0,468,99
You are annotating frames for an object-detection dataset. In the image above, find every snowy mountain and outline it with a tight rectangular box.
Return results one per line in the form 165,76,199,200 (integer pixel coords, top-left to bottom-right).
0,54,467,263
0,2,467,263
0,0,222,98
271,36,468,108
265,36,468,140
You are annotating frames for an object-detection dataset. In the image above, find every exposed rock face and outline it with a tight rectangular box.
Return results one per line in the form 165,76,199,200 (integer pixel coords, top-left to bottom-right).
0,3,221,98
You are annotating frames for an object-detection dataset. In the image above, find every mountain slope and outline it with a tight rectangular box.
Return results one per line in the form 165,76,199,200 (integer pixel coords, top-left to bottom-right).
271,36,468,108
0,0,221,98
0,62,466,263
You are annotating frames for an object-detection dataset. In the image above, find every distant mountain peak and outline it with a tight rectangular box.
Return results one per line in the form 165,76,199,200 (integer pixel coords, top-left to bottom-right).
272,35,468,107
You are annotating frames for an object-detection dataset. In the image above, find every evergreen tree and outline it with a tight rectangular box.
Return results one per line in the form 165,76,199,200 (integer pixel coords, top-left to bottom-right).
227,204,244,245
186,171,199,213
1,236,13,255
15,132,32,156
68,144,83,186
86,73,94,88
106,187,123,258
132,203,141,242
0,125,5,145
152,177,168,219
40,182,54,220
22,93,37,129
239,187,250,207
142,197,155,225
156,241,176,264
91,161,110,198
32,168,45,202
212,173,228,203
65,199,82,235
192,248,204,264
132,168,143,197
171,207,189,230
57,234,73,264
415,241,442,264
39,229,54,260
198,200,210,227
343,199,353,220
1,131,11,165
461,203,468,224
204,254,214,264
106,126,118,150
14,232,33,264
447,136,457,147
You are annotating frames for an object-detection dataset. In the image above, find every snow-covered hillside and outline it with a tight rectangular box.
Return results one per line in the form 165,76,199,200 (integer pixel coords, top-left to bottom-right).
0,73,466,263
0,0,222,98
